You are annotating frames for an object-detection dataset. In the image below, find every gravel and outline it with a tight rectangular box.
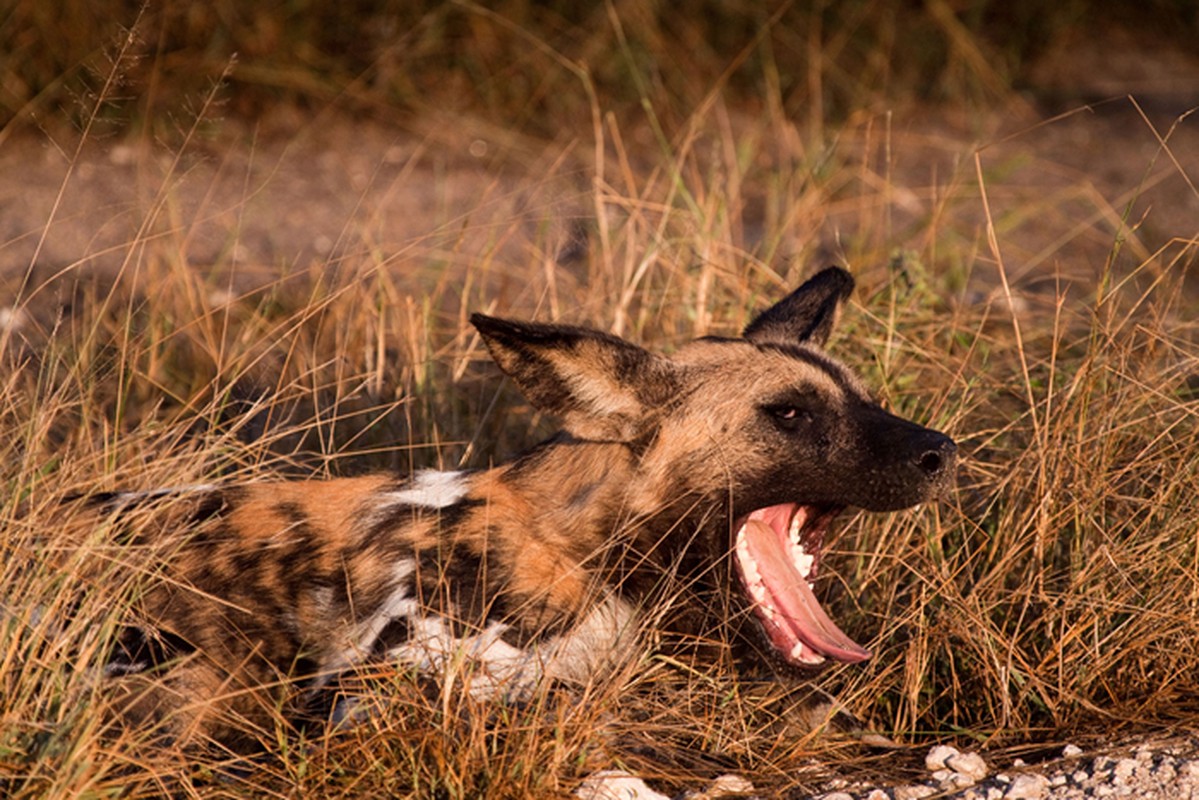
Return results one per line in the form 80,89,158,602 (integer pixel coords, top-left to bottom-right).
576,737,1199,800
813,738,1199,800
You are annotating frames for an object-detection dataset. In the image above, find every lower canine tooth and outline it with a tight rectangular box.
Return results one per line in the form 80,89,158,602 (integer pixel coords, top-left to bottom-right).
789,641,826,665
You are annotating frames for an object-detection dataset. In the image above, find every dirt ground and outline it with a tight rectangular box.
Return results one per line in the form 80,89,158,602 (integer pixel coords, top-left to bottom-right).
3,27,1198,316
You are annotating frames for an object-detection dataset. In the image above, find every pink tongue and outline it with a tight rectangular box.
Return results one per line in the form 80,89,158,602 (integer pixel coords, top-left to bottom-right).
743,520,871,663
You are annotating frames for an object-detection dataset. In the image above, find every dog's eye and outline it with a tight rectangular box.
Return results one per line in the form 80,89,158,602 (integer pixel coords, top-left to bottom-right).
764,404,813,430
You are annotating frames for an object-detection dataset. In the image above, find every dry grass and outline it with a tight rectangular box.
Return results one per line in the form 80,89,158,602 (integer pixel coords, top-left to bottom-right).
3,6,1199,799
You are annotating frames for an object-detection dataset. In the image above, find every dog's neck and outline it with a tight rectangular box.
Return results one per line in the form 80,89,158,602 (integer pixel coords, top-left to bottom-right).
457,435,727,610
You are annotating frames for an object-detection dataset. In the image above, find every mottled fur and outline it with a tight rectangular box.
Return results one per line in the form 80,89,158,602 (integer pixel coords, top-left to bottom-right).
83,267,956,747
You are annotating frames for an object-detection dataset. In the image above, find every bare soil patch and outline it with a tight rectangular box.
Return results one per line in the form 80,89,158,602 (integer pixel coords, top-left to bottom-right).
4,86,1197,317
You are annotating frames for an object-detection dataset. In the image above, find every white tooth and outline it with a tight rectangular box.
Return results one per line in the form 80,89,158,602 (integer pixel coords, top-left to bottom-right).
790,641,826,665
741,556,761,584
746,571,767,601
787,540,815,578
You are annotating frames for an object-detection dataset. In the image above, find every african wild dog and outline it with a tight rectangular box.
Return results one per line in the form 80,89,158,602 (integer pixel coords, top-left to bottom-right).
87,267,956,746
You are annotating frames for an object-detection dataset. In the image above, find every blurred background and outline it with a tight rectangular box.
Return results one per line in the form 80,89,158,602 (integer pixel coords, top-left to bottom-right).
3,0,1198,302
5,0,1199,128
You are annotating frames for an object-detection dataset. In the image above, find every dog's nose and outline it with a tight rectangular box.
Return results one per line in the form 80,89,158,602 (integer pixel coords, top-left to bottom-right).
914,433,957,478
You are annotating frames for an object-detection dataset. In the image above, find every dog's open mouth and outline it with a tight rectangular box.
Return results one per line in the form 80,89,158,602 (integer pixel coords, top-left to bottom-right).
733,503,871,667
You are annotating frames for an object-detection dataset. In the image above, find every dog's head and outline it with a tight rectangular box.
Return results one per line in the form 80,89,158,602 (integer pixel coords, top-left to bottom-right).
472,268,956,668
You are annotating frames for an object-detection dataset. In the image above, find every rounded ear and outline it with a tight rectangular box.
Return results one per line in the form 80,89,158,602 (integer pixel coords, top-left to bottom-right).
742,267,854,348
471,314,679,442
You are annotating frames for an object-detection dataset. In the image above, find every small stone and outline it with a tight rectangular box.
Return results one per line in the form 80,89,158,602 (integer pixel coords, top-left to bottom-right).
995,773,1011,784
705,774,754,797
575,770,670,800
0,307,28,332
927,744,960,772
1005,774,1050,799
1012,758,1027,768
932,769,955,784
1062,744,1084,758
987,789,1004,800
948,751,989,782
819,793,854,800
109,144,136,165
894,784,937,799
1050,775,1066,786
1072,770,1089,783
1112,758,1139,785
865,791,890,800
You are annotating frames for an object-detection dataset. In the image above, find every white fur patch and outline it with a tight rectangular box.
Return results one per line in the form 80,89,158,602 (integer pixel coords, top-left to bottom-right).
378,470,470,510
382,593,640,698
386,615,537,697
541,594,639,684
323,560,418,676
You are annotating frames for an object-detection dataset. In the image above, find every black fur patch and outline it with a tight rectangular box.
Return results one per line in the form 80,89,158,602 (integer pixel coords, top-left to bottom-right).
370,616,414,657
415,542,509,636
273,501,324,604
106,625,196,675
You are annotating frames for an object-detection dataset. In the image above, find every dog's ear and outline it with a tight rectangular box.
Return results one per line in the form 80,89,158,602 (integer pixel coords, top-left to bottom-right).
471,314,678,442
743,267,854,348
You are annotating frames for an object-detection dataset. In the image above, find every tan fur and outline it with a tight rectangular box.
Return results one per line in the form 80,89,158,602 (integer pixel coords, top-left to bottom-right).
81,268,956,749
